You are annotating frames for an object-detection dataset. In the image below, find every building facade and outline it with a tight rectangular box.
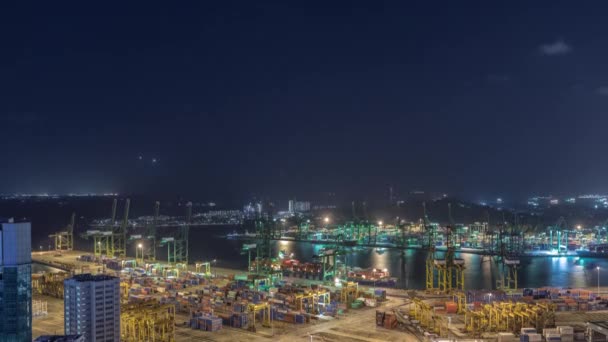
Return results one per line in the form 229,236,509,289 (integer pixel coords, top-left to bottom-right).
64,274,120,342
0,219,32,341
34,335,85,342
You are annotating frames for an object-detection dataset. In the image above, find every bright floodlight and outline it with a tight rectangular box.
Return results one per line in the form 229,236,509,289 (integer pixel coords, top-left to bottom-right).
598,266,601,270
577,225,582,229
324,217,330,223
378,221,383,225
138,243,143,248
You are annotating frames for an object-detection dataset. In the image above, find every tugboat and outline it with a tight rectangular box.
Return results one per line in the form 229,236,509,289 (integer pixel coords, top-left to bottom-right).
347,267,397,287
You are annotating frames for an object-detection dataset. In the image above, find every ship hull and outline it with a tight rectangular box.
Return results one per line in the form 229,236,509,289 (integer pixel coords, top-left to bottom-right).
347,277,397,287
577,251,608,258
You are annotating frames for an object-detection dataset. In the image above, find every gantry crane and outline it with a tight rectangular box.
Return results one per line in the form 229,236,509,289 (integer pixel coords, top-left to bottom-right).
146,201,160,261
163,202,191,265
424,202,437,291
128,201,160,262
548,216,568,253
434,203,465,293
496,213,520,291
49,212,75,251
253,217,276,274
121,302,176,342
112,198,130,258
83,198,118,257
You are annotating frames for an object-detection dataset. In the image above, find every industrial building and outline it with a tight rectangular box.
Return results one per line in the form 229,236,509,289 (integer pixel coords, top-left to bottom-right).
0,219,32,341
64,274,120,342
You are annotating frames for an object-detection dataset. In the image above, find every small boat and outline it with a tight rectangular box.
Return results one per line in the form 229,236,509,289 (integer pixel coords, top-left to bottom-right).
375,248,386,255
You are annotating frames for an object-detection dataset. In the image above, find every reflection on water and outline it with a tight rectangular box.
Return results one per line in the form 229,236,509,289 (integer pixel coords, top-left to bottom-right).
183,227,608,290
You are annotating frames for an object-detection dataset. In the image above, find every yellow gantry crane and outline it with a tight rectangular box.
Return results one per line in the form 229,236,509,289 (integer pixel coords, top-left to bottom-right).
423,202,437,292
340,281,358,307
121,302,176,342
49,213,75,251
32,272,69,299
247,303,271,330
497,257,520,291
439,204,465,293
464,302,555,337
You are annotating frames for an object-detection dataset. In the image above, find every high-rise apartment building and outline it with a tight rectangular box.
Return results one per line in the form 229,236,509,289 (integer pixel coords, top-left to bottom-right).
0,219,32,341
288,200,294,213
34,335,85,342
64,274,120,342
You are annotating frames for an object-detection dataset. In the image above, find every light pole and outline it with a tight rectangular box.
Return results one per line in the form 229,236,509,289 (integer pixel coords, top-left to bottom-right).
488,293,493,304
308,333,320,342
598,266,601,298
137,243,143,265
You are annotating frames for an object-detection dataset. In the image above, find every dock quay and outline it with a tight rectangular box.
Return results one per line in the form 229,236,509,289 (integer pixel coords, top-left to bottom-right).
29,250,608,342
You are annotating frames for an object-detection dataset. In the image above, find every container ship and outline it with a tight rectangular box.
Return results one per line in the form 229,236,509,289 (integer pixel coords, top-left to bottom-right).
347,267,397,287
576,244,608,258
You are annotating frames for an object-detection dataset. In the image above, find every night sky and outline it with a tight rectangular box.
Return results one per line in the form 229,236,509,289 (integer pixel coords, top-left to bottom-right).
1,2,608,203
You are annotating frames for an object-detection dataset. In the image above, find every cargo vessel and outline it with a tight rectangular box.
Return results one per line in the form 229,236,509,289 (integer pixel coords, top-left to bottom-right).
347,267,397,287
576,244,608,258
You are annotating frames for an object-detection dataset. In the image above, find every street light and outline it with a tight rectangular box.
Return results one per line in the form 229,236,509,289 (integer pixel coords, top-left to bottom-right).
324,217,330,224
598,266,601,298
308,333,321,342
378,221,383,226
488,293,493,304
137,243,144,265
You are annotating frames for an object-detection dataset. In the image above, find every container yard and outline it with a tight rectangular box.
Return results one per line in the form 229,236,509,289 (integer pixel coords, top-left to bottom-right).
30,249,608,342
28,201,608,341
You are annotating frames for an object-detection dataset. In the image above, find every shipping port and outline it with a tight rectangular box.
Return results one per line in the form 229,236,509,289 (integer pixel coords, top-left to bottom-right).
29,198,608,341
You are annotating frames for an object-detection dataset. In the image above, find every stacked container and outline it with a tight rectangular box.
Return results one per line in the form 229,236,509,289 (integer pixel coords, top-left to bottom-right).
558,326,574,342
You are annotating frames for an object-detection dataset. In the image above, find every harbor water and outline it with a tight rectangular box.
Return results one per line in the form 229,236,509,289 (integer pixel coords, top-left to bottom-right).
182,226,608,290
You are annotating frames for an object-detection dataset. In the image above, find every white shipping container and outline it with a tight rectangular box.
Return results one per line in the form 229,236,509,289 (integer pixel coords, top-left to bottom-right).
498,332,516,342
544,329,559,336
528,333,542,342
